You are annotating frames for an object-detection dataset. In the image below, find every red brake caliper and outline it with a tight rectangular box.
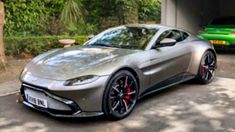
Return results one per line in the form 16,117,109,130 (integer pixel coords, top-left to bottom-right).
124,85,131,104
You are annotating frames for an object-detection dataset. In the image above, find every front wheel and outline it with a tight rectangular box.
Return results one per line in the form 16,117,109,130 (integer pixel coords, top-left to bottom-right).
196,51,216,84
103,70,139,120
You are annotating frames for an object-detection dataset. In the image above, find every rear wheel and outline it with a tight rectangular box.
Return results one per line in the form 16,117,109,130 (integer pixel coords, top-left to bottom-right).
103,70,139,120
196,51,216,84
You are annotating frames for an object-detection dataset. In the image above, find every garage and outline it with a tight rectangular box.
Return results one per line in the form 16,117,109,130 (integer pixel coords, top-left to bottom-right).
161,0,235,34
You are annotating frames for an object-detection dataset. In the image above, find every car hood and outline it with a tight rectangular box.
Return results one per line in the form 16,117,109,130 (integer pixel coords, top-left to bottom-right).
25,46,138,80
205,25,235,35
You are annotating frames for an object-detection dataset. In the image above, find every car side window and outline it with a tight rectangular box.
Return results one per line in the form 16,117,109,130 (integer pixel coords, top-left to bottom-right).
156,30,182,44
156,30,171,44
181,31,189,40
169,30,183,42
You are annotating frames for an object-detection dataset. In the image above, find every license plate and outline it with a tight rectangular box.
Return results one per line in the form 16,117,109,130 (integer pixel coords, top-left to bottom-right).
210,40,227,45
25,92,48,108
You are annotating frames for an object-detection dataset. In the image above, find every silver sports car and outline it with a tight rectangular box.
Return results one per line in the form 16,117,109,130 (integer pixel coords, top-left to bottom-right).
20,24,217,120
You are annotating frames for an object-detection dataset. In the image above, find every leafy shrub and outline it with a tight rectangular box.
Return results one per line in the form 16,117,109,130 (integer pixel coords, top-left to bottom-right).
115,0,139,24
138,0,161,23
4,36,88,56
65,20,98,35
4,0,97,36
4,0,161,36
4,0,49,36
39,16,65,35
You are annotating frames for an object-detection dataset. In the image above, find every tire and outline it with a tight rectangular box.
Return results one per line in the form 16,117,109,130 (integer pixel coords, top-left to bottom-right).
196,50,216,84
102,70,139,120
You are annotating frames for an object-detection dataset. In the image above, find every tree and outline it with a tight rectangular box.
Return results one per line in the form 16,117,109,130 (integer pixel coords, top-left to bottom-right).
0,0,6,65
60,0,84,29
138,0,161,23
115,0,138,25
60,0,94,35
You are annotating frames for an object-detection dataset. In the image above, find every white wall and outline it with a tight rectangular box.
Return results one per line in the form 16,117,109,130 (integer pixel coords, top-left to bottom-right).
161,0,177,26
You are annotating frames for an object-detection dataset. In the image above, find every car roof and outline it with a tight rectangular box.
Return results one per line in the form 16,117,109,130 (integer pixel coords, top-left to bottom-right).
125,24,192,34
125,24,165,29
124,24,187,31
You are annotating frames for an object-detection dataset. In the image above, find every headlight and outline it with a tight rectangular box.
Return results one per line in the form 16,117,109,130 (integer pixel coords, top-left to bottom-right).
19,68,28,81
21,68,28,75
64,75,99,86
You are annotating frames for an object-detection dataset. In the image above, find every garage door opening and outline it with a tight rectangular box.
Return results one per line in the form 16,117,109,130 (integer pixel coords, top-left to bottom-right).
161,0,235,34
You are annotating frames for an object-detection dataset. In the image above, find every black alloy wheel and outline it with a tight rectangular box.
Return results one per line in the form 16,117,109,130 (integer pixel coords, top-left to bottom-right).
197,51,216,84
103,70,139,120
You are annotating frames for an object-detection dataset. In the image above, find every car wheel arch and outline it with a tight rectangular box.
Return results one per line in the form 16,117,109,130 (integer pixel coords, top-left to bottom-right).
109,67,140,91
101,67,140,119
190,47,217,75
207,49,217,64
197,48,217,72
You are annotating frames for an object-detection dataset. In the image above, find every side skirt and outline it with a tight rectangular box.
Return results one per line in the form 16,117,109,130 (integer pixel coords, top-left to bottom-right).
139,73,195,99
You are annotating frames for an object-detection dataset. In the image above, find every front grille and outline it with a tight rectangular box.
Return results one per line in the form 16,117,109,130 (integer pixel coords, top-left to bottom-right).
214,45,235,49
21,83,80,115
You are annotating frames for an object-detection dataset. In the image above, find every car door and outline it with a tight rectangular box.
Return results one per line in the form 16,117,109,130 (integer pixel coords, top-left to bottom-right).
149,30,192,86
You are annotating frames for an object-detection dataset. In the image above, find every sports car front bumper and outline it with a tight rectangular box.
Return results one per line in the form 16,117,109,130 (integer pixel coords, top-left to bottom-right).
20,73,110,117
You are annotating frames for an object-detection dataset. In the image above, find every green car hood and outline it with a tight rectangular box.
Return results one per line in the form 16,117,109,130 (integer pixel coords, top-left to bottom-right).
205,25,235,35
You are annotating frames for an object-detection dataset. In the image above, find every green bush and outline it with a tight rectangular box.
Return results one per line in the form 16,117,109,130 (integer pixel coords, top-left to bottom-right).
4,0,97,36
139,0,161,23
4,36,88,56
4,0,50,36
4,0,161,36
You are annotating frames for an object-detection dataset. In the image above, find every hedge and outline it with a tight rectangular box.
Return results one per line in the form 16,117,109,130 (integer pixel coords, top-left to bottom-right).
4,36,88,56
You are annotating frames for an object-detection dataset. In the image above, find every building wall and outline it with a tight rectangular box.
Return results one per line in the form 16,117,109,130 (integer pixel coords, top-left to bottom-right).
175,0,202,33
200,0,219,26
219,0,235,16
161,0,177,26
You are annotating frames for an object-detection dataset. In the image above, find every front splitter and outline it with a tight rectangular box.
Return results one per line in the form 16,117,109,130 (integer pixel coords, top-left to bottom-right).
23,101,104,118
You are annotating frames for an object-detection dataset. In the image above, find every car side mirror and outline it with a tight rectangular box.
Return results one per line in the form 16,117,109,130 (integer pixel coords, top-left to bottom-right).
153,38,177,49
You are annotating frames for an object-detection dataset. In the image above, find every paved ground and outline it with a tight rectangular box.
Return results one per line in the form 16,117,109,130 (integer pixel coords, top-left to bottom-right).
0,53,235,132
0,80,20,96
0,77,235,132
216,52,235,79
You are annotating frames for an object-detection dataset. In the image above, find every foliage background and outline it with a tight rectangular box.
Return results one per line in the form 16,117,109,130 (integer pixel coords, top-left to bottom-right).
4,0,65,36
4,0,161,36
4,36,88,56
3,0,161,56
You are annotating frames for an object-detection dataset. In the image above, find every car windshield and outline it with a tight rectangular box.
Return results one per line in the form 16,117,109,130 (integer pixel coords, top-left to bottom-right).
211,17,235,26
87,26,158,50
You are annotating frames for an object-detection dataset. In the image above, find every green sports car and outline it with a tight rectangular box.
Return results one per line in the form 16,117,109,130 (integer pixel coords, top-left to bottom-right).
199,17,235,48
